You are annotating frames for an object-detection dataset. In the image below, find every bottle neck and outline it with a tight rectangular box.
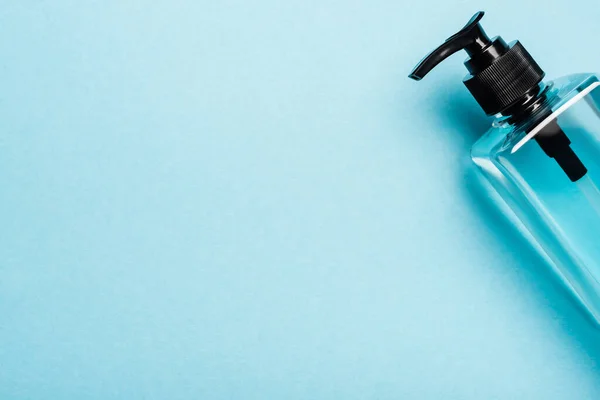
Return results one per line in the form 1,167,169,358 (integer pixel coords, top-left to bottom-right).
500,83,551,127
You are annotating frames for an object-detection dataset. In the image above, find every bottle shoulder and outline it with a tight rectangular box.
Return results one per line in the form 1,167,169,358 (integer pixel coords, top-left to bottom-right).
471,72,600,160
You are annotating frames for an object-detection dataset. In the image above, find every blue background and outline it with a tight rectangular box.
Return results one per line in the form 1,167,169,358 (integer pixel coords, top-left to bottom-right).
1,0,600,398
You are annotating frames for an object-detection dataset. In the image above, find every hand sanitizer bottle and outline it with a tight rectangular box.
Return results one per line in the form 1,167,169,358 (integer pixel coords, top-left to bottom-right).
409,11,600,323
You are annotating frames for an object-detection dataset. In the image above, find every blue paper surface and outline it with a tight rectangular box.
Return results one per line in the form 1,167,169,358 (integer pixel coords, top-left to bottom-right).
1,1,600,398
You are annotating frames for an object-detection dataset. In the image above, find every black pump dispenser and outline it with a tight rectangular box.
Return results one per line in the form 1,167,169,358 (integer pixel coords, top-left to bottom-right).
409,11,588,183
409,11,545,116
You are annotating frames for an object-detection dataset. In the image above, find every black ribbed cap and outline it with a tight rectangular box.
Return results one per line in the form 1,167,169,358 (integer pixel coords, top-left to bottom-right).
463,41,545,115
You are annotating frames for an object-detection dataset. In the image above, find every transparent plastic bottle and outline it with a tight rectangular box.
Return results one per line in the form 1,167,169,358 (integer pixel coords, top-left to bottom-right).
472,73,600,321
409,12,600,322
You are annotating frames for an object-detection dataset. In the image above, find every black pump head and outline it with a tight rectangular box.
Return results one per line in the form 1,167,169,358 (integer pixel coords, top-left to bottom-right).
409,11,545,116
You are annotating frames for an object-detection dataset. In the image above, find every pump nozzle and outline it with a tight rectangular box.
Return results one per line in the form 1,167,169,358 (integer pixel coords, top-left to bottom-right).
408,11,544,116
409,12,493,80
